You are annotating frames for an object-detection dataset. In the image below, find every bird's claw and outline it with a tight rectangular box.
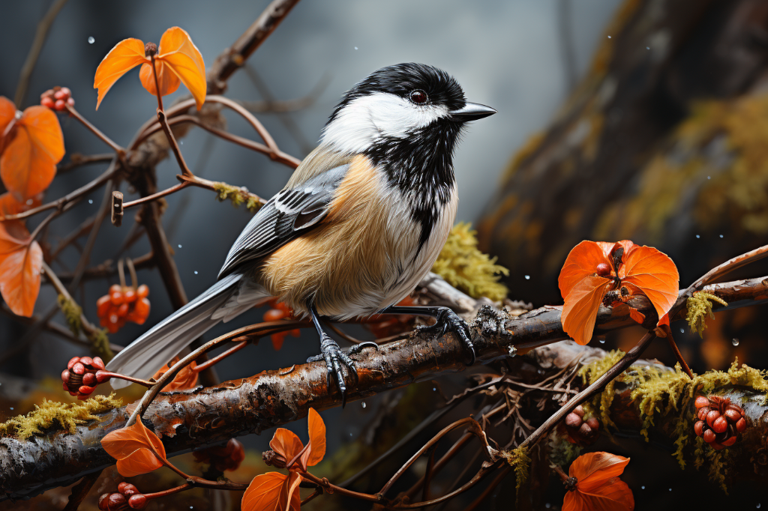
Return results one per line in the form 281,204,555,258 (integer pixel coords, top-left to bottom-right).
306,333,363,407
417,307,476,365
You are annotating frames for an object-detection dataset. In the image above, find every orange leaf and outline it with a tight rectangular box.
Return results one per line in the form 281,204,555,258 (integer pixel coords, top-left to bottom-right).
558,241,615,300
620,245,679,324
241,471,301,511
569,452,630,492
563,478,634,511
563,452,634,511
270,428,304,462
139,60,181,98
102,420,167,477
0,192,40,239
152,356,199,392
156,27,206,110
0,96,16,153
93,38,147,109
561,275,611,345
628,307,645,325
1,106,64,201
0,225,41,317
305,408,326,467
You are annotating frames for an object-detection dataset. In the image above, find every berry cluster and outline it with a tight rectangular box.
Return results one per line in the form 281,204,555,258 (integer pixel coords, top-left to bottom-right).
97,284,150,333
193,438,245,472
694,395,747,450
61,356,110,399
99,483,146,510
564,405,600,445
40,86,74,111
263,300,300,350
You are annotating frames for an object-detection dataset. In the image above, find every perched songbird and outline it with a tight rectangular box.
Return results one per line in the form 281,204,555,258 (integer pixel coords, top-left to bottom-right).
108,63,496,403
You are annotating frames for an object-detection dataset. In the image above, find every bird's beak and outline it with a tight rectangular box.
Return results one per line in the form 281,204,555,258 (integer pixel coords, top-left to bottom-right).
450,102,496,121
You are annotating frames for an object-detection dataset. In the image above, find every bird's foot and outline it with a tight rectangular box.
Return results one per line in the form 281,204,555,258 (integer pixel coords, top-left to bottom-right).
307,334,374,407
417,307,476,365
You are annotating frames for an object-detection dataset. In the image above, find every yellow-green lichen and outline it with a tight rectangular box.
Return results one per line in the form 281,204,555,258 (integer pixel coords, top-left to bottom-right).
0,394,122,440
432,222,509,301
548,431,582,467
577,354,768,492
87,328,114,363
500,446,530,499
687,292,728,338
213,183,261,212
57,294,82,337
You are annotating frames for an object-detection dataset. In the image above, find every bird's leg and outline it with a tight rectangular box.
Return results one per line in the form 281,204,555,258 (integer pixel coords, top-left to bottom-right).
380,305,476,365
306,301,363,407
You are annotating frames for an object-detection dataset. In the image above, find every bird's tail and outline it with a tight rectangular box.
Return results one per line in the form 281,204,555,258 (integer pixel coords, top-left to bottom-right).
106,273,267,389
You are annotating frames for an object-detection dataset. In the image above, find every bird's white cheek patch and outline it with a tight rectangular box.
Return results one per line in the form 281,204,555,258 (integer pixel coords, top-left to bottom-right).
322,92,449,154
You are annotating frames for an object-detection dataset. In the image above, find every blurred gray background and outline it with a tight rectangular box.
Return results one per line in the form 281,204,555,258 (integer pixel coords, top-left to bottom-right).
0,0,620,446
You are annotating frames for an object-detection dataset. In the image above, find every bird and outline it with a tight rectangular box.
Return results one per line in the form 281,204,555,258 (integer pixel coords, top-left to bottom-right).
107,63,496,405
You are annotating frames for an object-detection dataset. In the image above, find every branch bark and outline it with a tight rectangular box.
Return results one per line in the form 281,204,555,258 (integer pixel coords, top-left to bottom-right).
1,274,766,500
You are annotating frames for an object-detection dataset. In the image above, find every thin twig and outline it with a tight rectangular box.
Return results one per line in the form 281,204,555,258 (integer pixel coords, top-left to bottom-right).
14,0,69,107
61,470,101,511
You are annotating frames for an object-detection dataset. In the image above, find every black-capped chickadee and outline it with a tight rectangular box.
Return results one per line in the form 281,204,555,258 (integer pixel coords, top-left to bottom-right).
107,63,496,404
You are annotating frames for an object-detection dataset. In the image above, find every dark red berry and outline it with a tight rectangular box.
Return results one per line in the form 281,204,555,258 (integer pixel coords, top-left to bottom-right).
128,494,147,509
573,405,585,417
698,407,710,421
703,429,716,443
713,416,728,434
108,493,126,508
706,410,720,428
99,493,110,510
578,422,593,436
596,263,611,277
72,362,85,375
565,413,582,429
586,417,599,430
695,396,710,409
736,417,747,433
721,436,737,447
694,420,705,437
83,372,97,386
724,409,741,422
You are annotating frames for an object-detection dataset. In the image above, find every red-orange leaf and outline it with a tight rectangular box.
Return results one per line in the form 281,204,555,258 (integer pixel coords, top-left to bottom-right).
559,241,615,299
152,356,199,392
94,38,147,109
563,452,634,511
620,244,679,322
305,407,326,467
0,224,42,317
102,420,167,477
241,471,301,511
270,428,304,463
0,192,40,239
94,27,206,110
0,96,15,153
628,307,645,325
561,275,612,345
0,106,64,201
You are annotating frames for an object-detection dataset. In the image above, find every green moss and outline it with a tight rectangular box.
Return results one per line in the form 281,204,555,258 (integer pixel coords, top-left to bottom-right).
687,292,728,338
500,446,530,499
213,182,261,212
57,294,82,337
0,394,122,439
548,431,582,467
577,354,768,492
88,328,114,363
432,222,509,301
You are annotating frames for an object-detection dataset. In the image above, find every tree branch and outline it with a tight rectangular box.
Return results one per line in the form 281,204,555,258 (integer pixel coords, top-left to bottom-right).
1,272,766,500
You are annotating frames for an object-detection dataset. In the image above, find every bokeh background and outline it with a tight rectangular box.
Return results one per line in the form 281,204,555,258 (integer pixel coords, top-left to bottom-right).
2,0,768,509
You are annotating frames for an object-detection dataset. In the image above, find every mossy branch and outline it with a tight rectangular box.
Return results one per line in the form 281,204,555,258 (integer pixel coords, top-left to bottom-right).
687,291,728,337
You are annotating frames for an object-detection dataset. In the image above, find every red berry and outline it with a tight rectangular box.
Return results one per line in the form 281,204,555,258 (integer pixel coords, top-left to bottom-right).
724,409,741,422
67,357,79,370
694,420,705,437
264,309,285,322
697,407,710,421
72,362,85,375
586,417,599,430
117,303,129,317
83,373,96,386
578,422,593,436
135,298,150,318
596,262,611,277
61,369,70,382
92,357,106,370
695,396,710,409
123,289,137,303
703,429,716,443
110,285,124,305
726,403,744,415
108,493,126,508
736,417,747,433
137,284,149,298
119,483,138,496
573,405,585,417
98,494,110,510
565,413,582,429
712,416,728,434
54,99,66,111
721,436,737,447
128,494,147,509
78,385,95,396
711,442,725,450
706,410,720,428
41,97,54,108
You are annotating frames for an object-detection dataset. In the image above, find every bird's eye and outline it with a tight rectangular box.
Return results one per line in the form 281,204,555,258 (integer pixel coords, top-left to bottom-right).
410,90,428,104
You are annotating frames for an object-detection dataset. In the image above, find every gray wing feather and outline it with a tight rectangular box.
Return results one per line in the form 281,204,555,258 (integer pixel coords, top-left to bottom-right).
218,164,349,278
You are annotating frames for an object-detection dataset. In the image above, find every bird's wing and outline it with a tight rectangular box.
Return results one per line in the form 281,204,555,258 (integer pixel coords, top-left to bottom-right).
217,163,349,278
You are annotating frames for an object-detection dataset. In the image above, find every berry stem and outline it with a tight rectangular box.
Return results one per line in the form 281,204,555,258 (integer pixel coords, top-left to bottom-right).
98,371,153,387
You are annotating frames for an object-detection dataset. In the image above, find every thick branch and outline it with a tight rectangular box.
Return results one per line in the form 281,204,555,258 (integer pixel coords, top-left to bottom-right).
0,275,766,500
